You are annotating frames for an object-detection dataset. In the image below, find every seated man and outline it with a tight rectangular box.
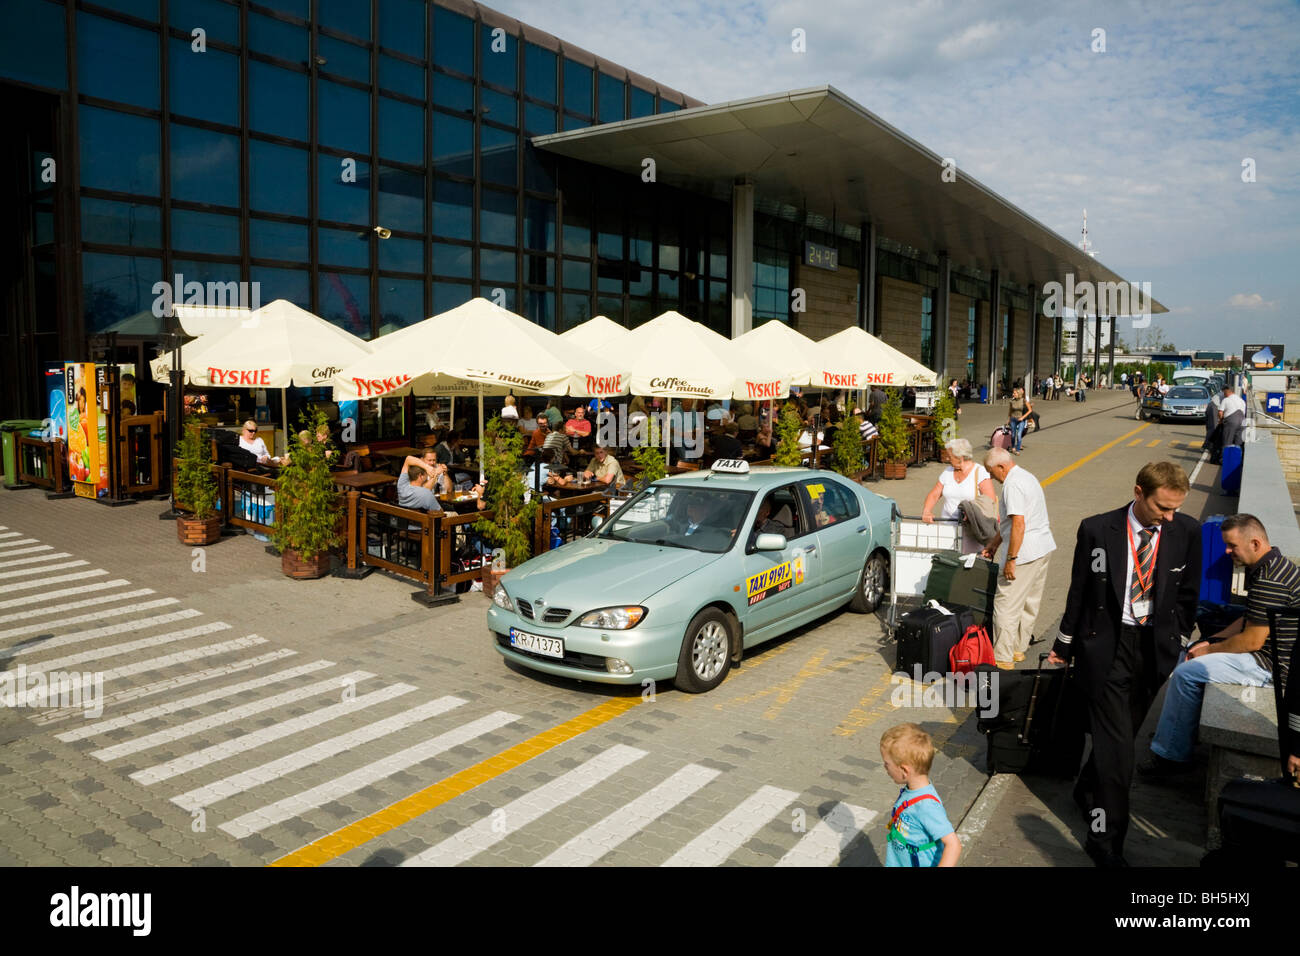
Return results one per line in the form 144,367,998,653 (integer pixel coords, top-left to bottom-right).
524,416,550,457
421,450,453,498
434,431,461,466
1142,514,1300,778
747,495,790,547
396,456,444,514
711,421,744,460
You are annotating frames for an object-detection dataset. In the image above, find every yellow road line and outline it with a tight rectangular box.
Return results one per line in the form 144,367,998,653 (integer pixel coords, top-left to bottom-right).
1146,439,1162,447
1042,422,1150,488
1126,437,1145,447
271,696,642,867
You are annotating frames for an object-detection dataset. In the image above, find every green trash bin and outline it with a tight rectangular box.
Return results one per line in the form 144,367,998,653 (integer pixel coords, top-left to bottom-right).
2,420,47,489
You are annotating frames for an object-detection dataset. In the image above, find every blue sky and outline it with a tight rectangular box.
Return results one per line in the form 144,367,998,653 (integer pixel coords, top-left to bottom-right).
494,0,1300,358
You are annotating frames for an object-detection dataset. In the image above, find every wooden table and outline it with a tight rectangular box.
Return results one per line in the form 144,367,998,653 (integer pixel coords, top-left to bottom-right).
548,481,602,498
371,446,423,461
333,471,396,493
438,494,482,514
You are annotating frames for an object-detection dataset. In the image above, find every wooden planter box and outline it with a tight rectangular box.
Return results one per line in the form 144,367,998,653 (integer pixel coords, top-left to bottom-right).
281,549,332,579
176,515,222,546
882,461,908,480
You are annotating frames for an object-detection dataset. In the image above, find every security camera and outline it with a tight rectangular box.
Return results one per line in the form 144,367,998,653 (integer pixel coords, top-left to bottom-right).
373,226,392,239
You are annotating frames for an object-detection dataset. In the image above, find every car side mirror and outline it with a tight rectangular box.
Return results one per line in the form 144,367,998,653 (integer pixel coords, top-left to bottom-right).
754,533,787,551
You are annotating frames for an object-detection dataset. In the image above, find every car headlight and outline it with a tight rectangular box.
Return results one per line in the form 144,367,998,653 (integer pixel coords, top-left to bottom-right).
576,606,647,629
492,583,513,611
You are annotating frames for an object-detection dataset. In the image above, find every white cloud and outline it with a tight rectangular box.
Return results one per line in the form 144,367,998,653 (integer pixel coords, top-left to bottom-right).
1228,293,1275,308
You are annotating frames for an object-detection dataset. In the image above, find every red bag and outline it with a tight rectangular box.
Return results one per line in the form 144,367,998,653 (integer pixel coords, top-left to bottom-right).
949,623,996,673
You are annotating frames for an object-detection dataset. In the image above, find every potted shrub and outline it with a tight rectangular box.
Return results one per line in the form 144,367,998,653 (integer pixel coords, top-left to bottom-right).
832,413,865,478
773,403,805,467
175,418,222,545
877,388,912,479
630,441,666,490
930,389,958,460
475,417,538,597
272,409,341,579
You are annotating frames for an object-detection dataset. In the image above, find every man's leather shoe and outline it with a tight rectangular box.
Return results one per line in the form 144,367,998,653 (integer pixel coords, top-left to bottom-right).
1084,841,1129,867
1136,753,1195,784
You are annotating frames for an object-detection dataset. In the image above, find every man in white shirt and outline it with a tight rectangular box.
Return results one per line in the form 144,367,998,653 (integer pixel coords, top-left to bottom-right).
981,447,1056,667
238,420,276,464
1219,385,1247,447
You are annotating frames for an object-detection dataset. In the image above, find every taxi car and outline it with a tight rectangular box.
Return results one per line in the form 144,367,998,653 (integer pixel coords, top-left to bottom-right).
1140,384,1212,423
487,461,894,693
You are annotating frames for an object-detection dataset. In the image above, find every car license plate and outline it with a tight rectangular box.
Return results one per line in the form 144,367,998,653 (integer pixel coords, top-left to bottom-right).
509,627,564,659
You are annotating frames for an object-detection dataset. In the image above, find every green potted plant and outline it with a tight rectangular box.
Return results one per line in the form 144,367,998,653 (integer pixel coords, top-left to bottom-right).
930,389,958,461
630,441,666,489
877,388,911,479
272,408,341,579
832,413,865,478
773,403,805,467
174,417,222,545
475,417,538,596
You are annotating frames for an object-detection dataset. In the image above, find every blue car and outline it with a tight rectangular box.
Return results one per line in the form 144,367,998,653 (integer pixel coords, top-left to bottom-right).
488,462,895,693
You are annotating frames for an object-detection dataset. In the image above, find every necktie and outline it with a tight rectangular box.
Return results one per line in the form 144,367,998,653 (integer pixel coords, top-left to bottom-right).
1131,527,1155,623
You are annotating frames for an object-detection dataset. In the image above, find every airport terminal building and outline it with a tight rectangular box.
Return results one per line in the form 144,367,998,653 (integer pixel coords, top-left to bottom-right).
0,0,1159,419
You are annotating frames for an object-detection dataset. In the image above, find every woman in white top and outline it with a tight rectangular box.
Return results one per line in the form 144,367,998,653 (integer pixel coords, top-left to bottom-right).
500,395,519,420
920,437,997,553
238,420,277,464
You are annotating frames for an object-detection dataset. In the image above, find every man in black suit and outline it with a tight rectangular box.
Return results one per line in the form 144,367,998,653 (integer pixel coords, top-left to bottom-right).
1049,460,1201,866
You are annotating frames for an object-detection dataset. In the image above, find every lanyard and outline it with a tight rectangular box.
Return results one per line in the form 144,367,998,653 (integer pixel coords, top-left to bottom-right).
1127,521,1161,594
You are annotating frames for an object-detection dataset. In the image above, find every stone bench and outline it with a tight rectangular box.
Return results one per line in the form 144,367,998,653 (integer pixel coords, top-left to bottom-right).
1200,682,1281,848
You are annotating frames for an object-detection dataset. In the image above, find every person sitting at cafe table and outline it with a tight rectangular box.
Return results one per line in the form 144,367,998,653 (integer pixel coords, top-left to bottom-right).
524,416,550,457
240,420,279,464
736,402,759,431
434,431,460,465
753,422,776,459
544,399,564,430
711,421,745,461
396,456,443,513
421,450,454,497
565,404,592,439
542,421,575,468
549,444,624,491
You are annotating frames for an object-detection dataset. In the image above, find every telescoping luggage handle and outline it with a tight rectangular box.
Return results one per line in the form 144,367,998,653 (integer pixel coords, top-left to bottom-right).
1264,608,1299,785
1020,652,1070,744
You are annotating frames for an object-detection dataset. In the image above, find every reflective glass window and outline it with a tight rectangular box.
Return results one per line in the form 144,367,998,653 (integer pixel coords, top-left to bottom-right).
250,219,308,261
562,207,590,257
318,80,370,154
81,198,162,248
563,113,589,131
432,111,473,177
0,0,67,90
432,242,472,279
77,13,159,109
318,270,371,337
254,0,306,17
379,0,425,58
523,43,556,103
250,140,308,217
523,198,555,252
378,277,425,333
480,26,515,90
249,12,307,62
251,265,309,310
432,72,473,112
318,155,371,224
319,0,370,41
319,227,371,268
659,99,681,113
598,74,624,123
630,86,655,118
379,236,423,273
561,293,589,330
563,258,590,291
523,147,556,194
170,0,239,45
249,61,308,141
82,253,162,333
657,271,678,301
433,281,472,314
480,126,517,187
432,7,473,76
479,248,516,285
432,179,472,240
170,125,239,207
597,208,622,261
319,37,370,83
169,39,238,126
170,260,243,308
80,107,160,195
377,166,424,233
628,297,654,327
379,55,424,98
523,103,556,136
525,255,554,287
480,88,517,128
480,285,515,310
597,296,623,324
525,289,555,330
378,97,424,165
563,59,592,116
172,208,240,256
479,189,516,246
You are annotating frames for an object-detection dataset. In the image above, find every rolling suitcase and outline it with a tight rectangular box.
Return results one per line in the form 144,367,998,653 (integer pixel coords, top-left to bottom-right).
976,654,1085,777
990,425,1013,450
1220,443,1243,495
924,553,997,624
894,607,969,682
1199,515,1235,604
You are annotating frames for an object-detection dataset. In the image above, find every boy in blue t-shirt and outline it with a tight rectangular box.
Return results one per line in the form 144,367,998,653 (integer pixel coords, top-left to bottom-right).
880,723,961,867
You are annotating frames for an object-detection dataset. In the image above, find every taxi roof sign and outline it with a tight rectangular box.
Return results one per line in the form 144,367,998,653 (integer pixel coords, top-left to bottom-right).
710,459,750,475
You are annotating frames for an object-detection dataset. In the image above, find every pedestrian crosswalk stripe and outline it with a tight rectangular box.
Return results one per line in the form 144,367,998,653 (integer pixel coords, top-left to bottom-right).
0,608,202,662
133,682,418,786
0,588,155,626
56,659,338,742
1146,439,1162,447
0,550,66,570
0,545,54,561
0,539,40,549
536,762,721,867
0,569,109,595
230,710,520,841
90,669,375,762
773,801,877,866
25,621,232,676
71,632,262,691
402,743,646,867
0,579,129,610
662,784,801,866
0,531,23,540
172,695,467,813
0,559,89,580
0,597,180,640
30,643,288,725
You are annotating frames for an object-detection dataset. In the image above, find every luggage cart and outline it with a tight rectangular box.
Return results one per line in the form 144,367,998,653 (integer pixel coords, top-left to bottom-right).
887,504,963,629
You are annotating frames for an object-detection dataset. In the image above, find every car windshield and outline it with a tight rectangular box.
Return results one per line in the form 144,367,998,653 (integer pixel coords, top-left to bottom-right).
596,485,753,554
1167,387,1208,399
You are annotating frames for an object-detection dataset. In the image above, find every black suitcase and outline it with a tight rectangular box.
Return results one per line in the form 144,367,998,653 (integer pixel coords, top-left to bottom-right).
894,606,973,681
976,654,1085,777
924,554,998,624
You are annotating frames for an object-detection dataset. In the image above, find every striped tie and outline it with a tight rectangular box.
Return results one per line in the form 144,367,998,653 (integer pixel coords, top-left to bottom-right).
1131,527,1155,623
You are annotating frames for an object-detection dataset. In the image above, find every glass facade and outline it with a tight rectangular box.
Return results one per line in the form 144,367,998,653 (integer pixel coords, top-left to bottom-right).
920,290,934,370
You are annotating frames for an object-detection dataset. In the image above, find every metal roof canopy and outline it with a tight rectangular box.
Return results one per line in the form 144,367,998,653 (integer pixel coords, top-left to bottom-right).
534,86,1166,315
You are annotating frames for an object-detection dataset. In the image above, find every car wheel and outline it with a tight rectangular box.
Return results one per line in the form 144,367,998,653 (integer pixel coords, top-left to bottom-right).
850,550,888,613
674,608,733,693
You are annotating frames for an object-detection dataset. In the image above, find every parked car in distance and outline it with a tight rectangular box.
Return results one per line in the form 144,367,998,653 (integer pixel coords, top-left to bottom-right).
1141,385,1212,422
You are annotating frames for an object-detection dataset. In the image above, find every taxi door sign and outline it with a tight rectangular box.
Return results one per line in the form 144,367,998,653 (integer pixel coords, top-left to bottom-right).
746,560,793,606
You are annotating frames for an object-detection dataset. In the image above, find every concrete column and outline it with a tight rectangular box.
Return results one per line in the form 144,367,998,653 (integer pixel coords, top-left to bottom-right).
934,254,950,375
1074,313,1086,383
862,221,878,334
1025,283,1038,391
987,270,1000,399
1107,316,1117,385
1053,313,1062,376
730,179,754,338
1093,313,1103,385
